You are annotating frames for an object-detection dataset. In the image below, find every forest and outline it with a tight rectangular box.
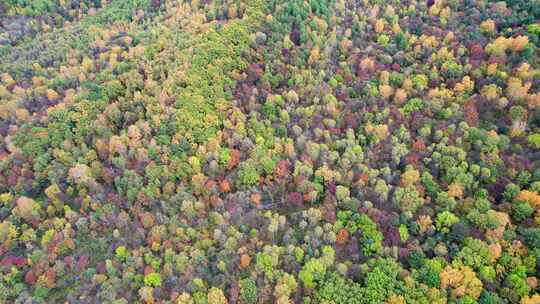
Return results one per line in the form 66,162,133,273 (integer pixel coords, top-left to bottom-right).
0,0,540,303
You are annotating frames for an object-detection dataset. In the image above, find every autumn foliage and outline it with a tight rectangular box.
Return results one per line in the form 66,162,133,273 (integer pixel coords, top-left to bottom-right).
0,0,539,303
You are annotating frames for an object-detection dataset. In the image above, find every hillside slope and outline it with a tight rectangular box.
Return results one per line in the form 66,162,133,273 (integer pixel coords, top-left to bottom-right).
1,0,540,303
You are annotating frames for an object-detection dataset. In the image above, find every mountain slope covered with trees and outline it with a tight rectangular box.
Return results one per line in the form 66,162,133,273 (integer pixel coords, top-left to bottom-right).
1,0,540,303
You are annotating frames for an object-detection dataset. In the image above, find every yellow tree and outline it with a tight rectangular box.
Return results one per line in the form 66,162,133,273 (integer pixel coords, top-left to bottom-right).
440,265,483,300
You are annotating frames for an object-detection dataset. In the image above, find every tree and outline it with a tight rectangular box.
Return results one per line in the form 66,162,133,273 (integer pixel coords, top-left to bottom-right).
435,211,459,233
299,258,326,289
315,272,363,304
207,287,228,304
506,266,531,298
360,258,402,304
481,84,501,101
239,278,257,304
336,211,383,256
528,134,540,149
237,163,260,188
394,185,424,214
274,273,297,303
440,265,483,300
143,273,161,287
455,238,493,270
416,258,444,288
138,286,154,304
522,294,540,304
13,196,41,222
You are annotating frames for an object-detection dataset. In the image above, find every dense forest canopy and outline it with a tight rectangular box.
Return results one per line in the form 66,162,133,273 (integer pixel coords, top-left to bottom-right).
1,0,540,303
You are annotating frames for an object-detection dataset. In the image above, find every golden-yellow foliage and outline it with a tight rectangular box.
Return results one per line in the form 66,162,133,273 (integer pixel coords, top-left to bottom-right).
208,287,228,304
176,293,193,304
486,36,529,55
379,84,394,100
482,84,500,101
360,57,375,72
392,23,401,34
128,125,142,141
486,37,510,56
227,5,238,19
308,47,321,65
15,108,30,122
46,89,60,101
374,19,385,33
455,76,474,95
528,93,540,109
45,184,61,201
394,88,407,104
517,63,532,79
81,57,94,72
1,73,15,85
109,135,127,155
379,71,390,84
417,215,433,234
480,19,496,33
402,77,413,93
516,190,540,209
510,35,529,52
448,182,464,199
440,265,483,300
489,243,502,261
487,63,498,75
240,254,251,269
13,197,40,221
340,39,353,53
365,123,389,142
401,169,420,187
440,7,451,19
386,295,406,304
421,35,439,49
506,77,531,100
521,294,540,304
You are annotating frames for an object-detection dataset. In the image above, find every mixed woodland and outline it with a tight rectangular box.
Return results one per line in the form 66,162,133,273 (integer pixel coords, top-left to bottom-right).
1,0,540,303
